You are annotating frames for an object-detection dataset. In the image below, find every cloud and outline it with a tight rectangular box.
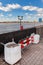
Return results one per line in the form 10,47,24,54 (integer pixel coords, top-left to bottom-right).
8,14,12,17
41,0,43,2
24,12,43,21
0,2,2,6
25,13,32,18
0,2,43,14
25,13,29,16
22,6,38,11
22,5,43,14
37,8,43,14
25,13,33,21
0,3,21,12
36,13,43,17
0,13,4,17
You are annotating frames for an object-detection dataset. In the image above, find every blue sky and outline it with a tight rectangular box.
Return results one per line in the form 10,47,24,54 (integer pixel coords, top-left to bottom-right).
0,0,43,22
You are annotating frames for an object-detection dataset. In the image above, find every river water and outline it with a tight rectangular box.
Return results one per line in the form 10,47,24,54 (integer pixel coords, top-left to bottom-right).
0,22,43,34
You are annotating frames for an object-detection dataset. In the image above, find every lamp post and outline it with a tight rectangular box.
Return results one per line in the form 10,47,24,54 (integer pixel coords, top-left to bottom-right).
18,16,23,30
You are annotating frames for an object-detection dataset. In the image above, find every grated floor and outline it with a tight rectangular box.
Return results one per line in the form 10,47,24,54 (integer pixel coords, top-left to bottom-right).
0,38,43,65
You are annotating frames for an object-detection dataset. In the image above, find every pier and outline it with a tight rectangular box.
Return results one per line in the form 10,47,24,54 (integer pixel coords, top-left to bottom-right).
0,22,43,53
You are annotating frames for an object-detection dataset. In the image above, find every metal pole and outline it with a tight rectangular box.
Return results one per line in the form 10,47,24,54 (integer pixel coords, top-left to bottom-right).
20,19,21,26
18,16,23,30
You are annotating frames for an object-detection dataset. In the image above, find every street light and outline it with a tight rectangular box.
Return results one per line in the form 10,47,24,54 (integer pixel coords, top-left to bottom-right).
18,16,23,30
18,16,23,26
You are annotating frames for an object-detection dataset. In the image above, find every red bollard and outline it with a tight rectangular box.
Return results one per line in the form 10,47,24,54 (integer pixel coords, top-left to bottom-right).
19,40,24,48
31,36,34,43
20,26,23,30
26,38,29,45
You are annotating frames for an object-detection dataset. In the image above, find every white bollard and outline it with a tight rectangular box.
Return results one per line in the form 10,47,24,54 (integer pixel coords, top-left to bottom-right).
4,42,21,65
33,34,40,44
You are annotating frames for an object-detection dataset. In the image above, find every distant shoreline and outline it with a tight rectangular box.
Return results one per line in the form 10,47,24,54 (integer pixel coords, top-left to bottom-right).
0,21,39,23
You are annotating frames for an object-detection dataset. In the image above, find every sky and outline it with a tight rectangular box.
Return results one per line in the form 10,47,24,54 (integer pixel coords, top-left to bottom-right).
0,0,43,22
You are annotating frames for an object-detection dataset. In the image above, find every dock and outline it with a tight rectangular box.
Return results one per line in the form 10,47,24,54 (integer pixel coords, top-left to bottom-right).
0,38,43,65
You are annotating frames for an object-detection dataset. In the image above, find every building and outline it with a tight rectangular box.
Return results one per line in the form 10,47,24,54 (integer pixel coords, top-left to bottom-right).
39,18,42,22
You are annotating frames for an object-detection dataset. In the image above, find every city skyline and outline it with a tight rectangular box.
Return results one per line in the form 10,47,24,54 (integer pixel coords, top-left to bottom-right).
0,0,43,22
